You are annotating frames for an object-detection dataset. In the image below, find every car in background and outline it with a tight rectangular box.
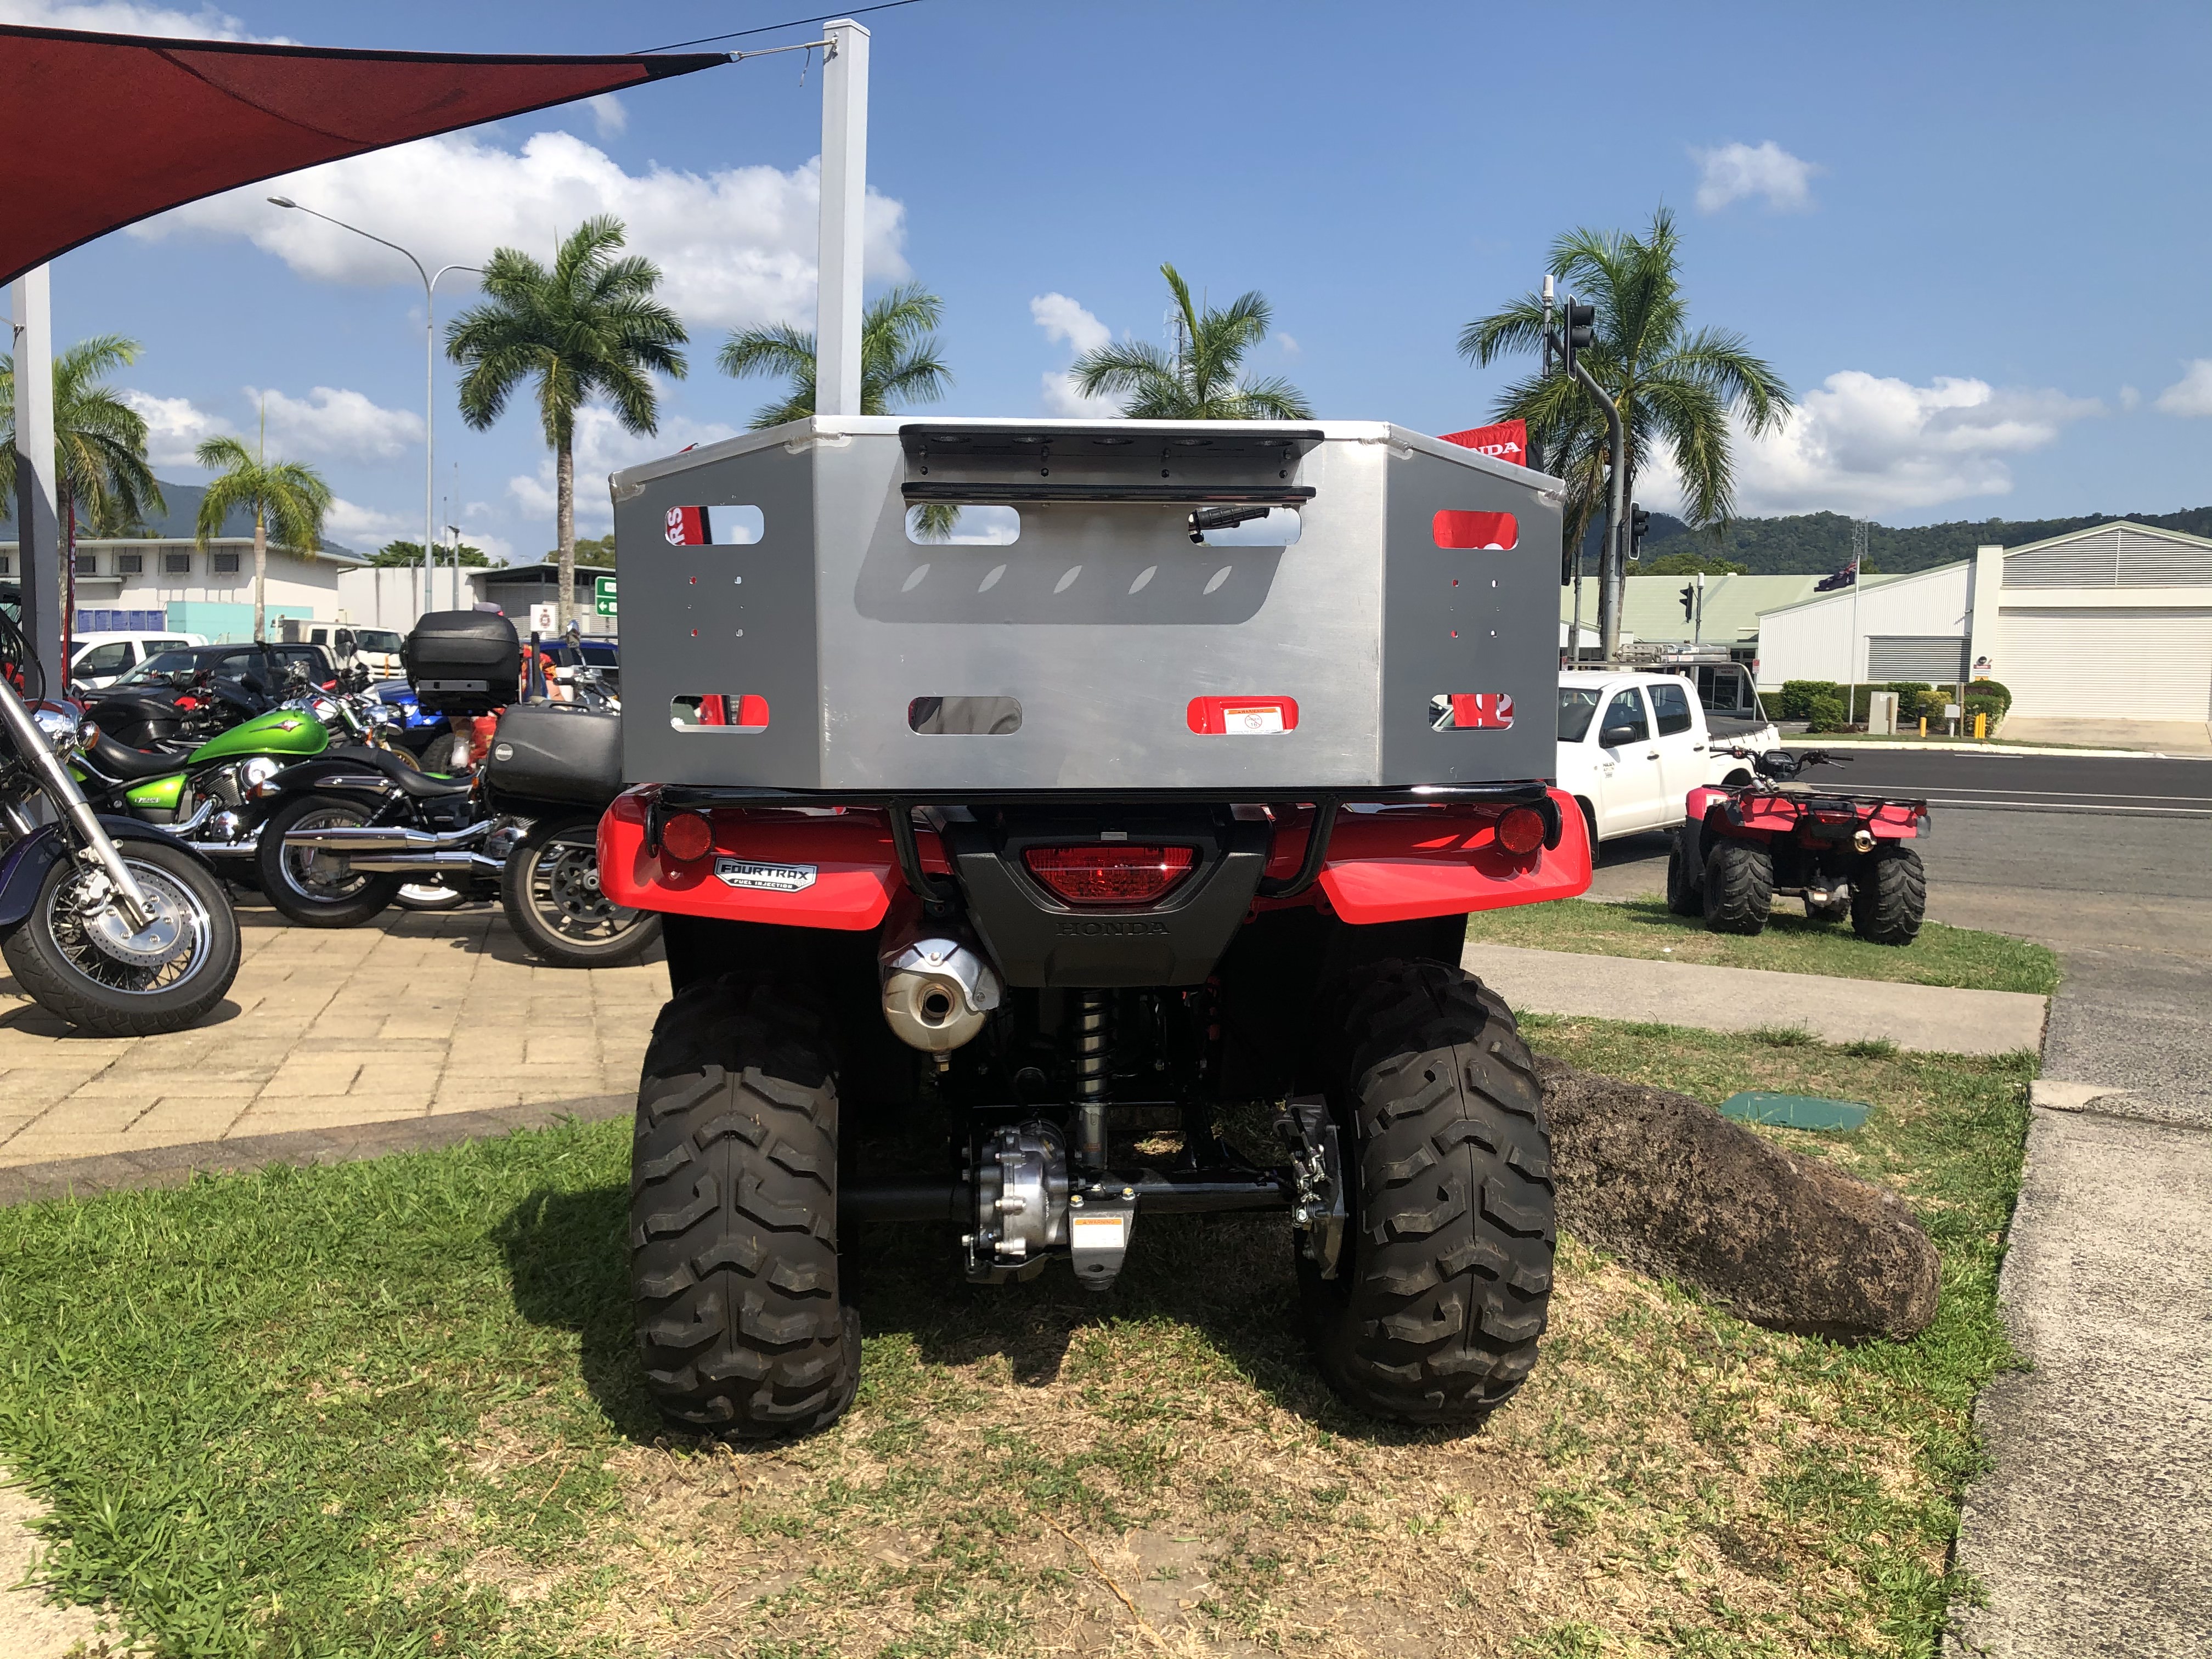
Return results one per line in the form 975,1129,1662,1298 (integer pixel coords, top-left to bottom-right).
1556,668,1780,847
110,641,338,697
289,622,405,680
67,630,206,691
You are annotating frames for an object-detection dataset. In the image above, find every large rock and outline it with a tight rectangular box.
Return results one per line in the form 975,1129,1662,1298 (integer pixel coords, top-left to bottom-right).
1534,1056,1942,1341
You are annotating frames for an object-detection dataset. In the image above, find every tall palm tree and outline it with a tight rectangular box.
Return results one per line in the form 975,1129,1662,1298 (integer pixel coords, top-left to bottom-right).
194,416,332,644
447,215,687,625
719,280,952,427
1458,207,1791,560
1069,264,1312,420
0,333,166,537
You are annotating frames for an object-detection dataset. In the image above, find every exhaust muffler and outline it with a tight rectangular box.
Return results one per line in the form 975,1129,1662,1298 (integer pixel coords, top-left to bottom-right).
283,822,492,855
880,913,1002,1054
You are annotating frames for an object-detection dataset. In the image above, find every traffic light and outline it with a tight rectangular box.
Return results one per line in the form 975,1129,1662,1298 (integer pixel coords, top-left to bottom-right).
1562,300,1595,371
1679,583,1697,622
1630,504,1651,557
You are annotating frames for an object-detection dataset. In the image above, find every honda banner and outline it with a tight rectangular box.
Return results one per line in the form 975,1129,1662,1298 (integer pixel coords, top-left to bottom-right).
1438,419,1529,469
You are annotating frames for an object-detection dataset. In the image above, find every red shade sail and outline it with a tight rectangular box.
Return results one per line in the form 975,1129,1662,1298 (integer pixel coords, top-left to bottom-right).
0,24,727,288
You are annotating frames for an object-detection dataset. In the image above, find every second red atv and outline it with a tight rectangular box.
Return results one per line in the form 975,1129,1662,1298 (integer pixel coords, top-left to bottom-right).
1668,746,1929,943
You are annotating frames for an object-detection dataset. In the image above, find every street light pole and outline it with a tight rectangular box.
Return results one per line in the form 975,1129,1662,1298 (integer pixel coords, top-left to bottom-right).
267,198,477,614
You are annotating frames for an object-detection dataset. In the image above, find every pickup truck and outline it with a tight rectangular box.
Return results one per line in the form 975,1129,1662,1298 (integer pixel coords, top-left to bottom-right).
1557,666,1780,846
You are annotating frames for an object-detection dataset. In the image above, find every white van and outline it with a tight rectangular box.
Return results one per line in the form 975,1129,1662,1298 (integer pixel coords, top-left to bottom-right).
68,630,206,691
1556,668,1780,846
285,622,405,679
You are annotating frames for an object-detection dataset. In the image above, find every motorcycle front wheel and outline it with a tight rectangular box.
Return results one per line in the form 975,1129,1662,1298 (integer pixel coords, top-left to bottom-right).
2,838,240,1036
500,816,660,969
256,793,404,928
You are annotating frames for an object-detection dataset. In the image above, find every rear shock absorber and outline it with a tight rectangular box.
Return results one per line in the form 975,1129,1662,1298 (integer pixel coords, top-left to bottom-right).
1075,989,1111,1169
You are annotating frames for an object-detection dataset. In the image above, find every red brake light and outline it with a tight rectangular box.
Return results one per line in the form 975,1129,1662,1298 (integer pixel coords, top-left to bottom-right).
660,811,714,863
1497,806,1547,856
1023,844,1196,905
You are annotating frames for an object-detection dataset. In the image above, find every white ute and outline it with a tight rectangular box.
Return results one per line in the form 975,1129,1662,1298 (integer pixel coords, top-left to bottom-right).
1556,665,1780,847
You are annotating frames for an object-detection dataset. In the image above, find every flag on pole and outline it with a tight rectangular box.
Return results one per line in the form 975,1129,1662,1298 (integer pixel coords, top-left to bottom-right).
1813,551,1859,592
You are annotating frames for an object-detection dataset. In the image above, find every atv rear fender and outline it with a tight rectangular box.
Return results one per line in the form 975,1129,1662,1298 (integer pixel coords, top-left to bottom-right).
597,786,1591,932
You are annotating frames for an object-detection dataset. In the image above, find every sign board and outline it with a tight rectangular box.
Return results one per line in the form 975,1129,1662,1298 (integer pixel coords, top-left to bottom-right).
1438,419,1530,469
529,602,557,634
594,575,618,617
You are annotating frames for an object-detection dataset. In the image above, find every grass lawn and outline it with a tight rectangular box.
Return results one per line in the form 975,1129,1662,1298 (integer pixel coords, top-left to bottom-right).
0,1020,2033,1658
1466,898,2060,996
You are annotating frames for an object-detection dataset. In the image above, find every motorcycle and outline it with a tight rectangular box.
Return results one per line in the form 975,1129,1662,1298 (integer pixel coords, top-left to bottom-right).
256,657,657,968
0,617,240,1035
74,662,419,888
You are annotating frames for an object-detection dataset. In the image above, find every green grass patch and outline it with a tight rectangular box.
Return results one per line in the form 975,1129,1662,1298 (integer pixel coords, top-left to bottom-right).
0,1019,2033,1656
1467,896,2061,995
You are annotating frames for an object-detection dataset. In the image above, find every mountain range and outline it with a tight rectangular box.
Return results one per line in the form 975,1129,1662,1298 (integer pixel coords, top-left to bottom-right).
1579,505,2212,576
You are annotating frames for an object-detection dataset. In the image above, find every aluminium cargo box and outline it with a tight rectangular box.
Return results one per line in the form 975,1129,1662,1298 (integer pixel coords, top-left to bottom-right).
608,417,1561,795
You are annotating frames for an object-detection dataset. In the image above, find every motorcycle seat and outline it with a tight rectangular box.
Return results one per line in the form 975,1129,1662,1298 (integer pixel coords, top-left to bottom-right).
87,728,187,781
390,768,474,800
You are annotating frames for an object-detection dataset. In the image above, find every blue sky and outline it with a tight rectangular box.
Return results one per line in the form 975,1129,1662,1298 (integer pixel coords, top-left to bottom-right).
19,0,2212,562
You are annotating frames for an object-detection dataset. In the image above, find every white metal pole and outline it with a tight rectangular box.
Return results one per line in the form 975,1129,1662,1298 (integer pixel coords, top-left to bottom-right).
10,268,64,693
815,18,870,419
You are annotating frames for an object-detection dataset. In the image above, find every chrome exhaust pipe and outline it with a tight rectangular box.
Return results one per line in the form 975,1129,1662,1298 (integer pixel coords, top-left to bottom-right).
880,914,1002,1055
336,849,503,876
283,821,492,855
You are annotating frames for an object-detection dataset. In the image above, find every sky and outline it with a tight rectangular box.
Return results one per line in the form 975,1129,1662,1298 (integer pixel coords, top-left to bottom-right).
13,0,2212,565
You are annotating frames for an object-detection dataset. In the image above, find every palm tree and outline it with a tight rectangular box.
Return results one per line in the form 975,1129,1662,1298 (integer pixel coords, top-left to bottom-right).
0,333,166,538
447,215,687,626
1069,264,1312,420
719,280,952,428
1457,207,1791,560
194,417,332,644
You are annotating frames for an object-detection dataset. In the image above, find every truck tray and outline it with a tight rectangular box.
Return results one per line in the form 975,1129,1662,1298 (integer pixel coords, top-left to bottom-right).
608,417,1561,794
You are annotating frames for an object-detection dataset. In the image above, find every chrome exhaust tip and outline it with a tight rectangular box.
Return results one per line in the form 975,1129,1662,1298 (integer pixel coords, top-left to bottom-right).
881,928,1002,1053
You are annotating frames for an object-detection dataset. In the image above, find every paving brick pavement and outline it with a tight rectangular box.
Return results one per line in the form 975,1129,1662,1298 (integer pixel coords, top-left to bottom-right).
0,896,669,1170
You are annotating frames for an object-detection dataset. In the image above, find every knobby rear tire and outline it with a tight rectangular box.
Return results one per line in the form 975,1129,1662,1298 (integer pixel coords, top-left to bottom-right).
1702,840,1773,935
630,975,860,1439
1851,846,1926,946
1664,829,1703,916
1301,958,1555,1428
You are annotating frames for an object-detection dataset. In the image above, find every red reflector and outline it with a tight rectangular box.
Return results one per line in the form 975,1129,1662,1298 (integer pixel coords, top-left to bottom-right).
660,812,714,862
1023,844,1196,905
1186,695,1299,735
1431,510,1519,550
1498,806,1546,856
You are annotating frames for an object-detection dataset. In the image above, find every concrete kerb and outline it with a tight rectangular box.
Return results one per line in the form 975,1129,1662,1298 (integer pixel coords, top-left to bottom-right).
0,1093,633,1210
1462,941,2049,1057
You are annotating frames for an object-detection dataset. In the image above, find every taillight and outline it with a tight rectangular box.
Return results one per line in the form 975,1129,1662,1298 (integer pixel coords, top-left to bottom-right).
1023,844,1195,905
660,811,714,862
1497,806,1546,856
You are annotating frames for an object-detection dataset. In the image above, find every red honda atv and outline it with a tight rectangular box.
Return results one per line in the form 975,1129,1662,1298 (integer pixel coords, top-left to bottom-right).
601,416,1590,1437
1667,746,1929,943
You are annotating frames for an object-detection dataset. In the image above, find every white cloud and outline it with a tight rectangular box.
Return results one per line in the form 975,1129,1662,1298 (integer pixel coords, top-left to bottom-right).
2119,384,2142,412
1029,292,1122,418
1641,370,2104,517
131,130,910,332
1691,140,1821,213
2153,359,2212,417
246,385,424,462
584,94,627,140
0,1,253,37
323,496,415,552
121,389,232,468
505,404,739,535
1275,332,1301,359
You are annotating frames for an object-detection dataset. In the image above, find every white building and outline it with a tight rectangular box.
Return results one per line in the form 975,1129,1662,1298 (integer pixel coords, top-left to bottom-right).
1754,520,2212,725
0,535,367,641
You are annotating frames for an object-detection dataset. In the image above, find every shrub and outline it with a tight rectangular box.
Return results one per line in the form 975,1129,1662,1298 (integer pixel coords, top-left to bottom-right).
1965,696,2005,733
1804,693,1848,731
1970,676,2013,714
1779,680,1843,721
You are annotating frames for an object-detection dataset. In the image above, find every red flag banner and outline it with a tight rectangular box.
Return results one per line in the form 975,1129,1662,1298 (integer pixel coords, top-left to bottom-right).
1438,420,1530,469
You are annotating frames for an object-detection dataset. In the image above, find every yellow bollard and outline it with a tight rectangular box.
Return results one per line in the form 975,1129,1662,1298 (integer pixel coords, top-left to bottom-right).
1918,715,1927,737
1974,711,1987,740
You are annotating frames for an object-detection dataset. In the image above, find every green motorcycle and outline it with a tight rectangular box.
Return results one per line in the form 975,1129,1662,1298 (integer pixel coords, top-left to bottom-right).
77,678,410,884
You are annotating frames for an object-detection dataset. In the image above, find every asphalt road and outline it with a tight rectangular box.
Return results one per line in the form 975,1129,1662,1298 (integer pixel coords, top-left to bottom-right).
1805,747,2212,818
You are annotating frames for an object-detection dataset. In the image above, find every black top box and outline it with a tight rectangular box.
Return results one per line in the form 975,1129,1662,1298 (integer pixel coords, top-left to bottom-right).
403,611,520,715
